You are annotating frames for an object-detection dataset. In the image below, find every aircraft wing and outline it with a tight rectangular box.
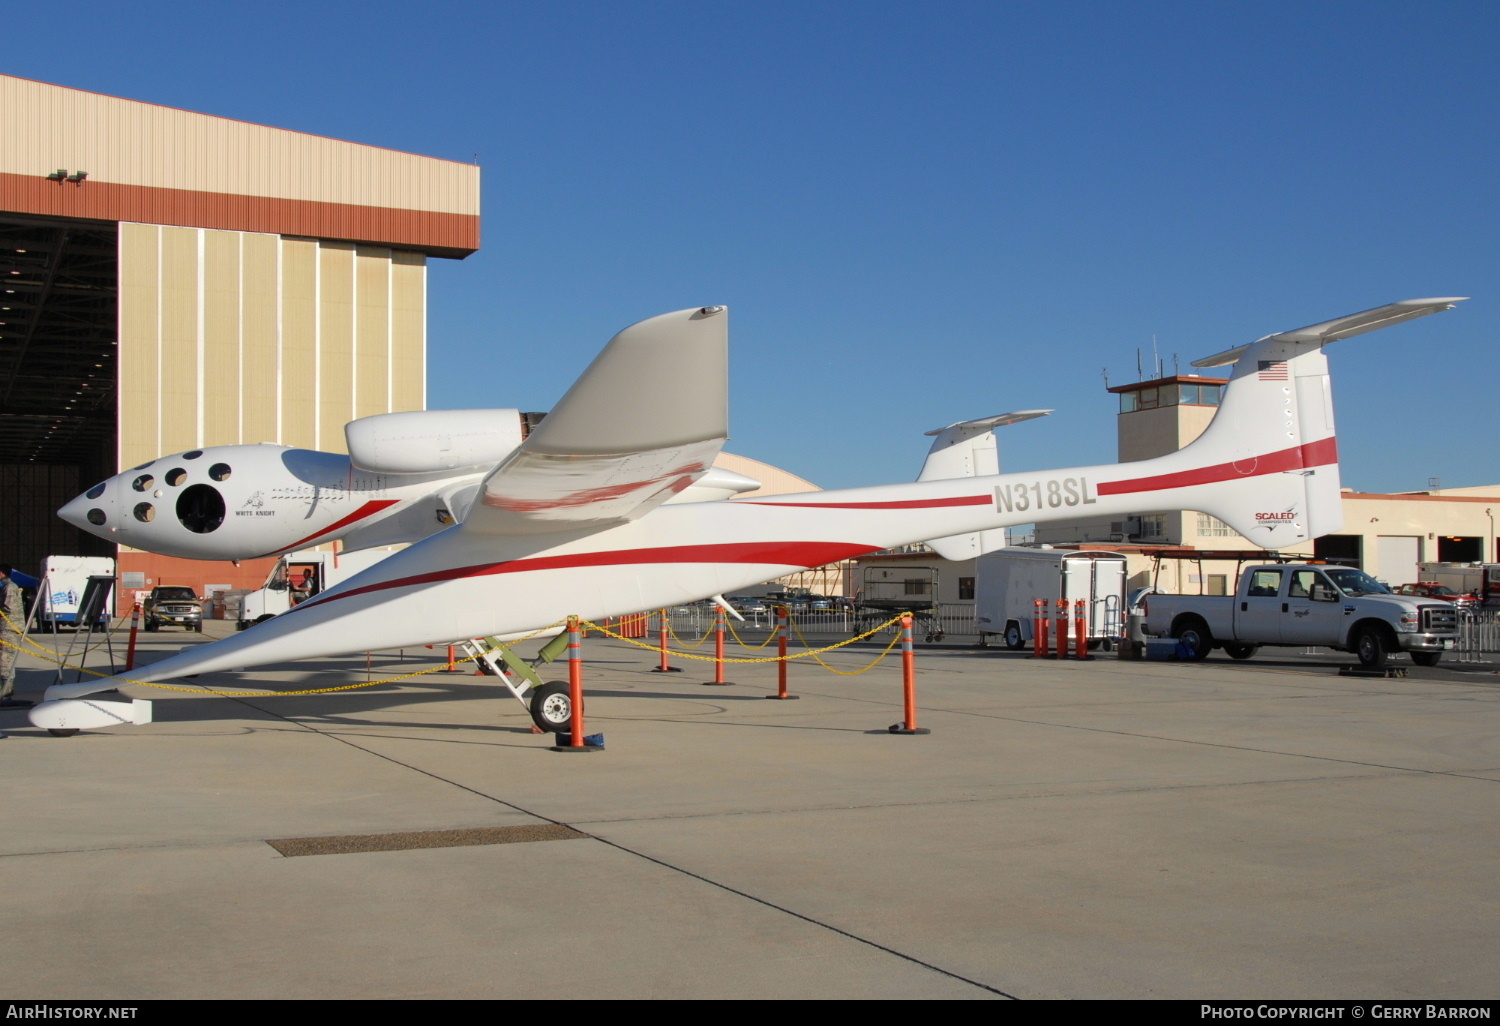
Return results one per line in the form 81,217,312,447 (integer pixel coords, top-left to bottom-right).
462,306,730,535
1192,297,1468,367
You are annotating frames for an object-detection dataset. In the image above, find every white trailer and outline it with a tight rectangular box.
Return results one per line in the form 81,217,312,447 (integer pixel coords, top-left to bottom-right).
236,548,398,630
975,547,1128,650
35,555,117,629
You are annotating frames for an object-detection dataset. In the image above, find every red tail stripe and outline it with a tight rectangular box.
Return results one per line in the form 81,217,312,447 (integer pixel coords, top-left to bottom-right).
282,499,401,550
302,541,881,609
1096,437,1338,496
740,495,991,510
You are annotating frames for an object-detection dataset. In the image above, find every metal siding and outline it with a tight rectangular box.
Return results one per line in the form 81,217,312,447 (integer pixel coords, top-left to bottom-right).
118,223,161,470
2,75,480,254
203,230,241,445
241,233,280,445
354,247,390,420
317,243,355,453
158,227,200,454
279,239,317,449
390,251,426,413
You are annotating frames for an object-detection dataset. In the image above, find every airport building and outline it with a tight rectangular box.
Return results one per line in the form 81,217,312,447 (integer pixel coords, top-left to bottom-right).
0,73,479,591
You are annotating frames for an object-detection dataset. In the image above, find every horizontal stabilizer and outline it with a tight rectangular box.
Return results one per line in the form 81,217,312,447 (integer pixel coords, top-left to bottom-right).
1192,297,1467,368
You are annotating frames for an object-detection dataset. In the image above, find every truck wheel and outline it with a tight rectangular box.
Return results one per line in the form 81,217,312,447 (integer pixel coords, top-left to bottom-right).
1410,652,1442,668
144,619,158,632
1004,623,1025,650
1354,626,1390,669
1171,619,1213,661
1223,643,1259,660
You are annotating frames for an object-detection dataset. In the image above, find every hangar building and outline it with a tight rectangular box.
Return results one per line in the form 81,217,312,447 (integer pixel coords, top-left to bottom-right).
0,73,480,590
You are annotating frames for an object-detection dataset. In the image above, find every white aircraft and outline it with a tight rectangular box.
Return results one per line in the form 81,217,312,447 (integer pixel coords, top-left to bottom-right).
31,298,1465,734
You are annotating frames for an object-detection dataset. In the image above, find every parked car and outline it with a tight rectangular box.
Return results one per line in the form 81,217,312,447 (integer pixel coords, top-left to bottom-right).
726,596,768,614
143,586,203,632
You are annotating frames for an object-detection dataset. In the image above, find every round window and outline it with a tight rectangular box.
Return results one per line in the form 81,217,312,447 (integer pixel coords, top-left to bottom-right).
165,468,188,486
133,503,155,523
86,482,107,499
133,474,155,492
87,508,107,526
184,450,203,460
176,484,225,534
209,463,232,482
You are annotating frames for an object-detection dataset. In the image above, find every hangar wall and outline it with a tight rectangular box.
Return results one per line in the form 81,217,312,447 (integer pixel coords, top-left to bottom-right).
116,224,425,470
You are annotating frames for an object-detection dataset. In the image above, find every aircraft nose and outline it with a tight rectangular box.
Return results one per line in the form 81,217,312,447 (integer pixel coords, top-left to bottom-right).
59,483,110,534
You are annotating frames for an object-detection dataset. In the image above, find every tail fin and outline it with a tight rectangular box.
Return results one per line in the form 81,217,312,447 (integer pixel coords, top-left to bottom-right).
1173,298,1465,547
919,411,1051,559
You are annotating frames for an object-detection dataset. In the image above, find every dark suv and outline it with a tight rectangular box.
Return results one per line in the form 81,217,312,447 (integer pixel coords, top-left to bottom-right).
143,586,203,632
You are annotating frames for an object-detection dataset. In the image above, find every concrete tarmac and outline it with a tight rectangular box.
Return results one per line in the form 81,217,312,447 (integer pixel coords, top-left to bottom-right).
2,623,1496,999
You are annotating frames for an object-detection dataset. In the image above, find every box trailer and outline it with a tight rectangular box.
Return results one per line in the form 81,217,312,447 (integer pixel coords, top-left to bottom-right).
975,548,1127,649
34,555,116,629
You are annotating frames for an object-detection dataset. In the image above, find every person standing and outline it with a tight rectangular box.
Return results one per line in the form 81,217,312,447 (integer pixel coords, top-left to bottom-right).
0,563,23,717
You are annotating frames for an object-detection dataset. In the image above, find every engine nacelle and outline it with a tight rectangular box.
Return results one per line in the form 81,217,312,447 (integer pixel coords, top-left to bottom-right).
345,409,526,474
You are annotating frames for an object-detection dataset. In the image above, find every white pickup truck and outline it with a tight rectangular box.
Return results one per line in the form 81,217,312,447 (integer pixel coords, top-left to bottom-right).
1141,564,1460,668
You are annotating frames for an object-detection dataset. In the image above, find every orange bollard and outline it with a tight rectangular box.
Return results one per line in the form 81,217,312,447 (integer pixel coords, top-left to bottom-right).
1031,598,1047,658
444,645,462,673
551,615,601,751
701,608,734,685
124,602,141,671
1074,599,1090,660
651,608,681,673
888,614,929,735
1054,598,1070,659
765,606,799,700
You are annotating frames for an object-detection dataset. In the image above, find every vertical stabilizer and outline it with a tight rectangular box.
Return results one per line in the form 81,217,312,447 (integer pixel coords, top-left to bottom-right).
920,411,1050,560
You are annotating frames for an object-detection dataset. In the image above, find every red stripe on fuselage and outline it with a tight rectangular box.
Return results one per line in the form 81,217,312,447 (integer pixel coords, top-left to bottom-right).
281,499,401,551
301,541,881,609
1096,437,1338,496
739,495,991,510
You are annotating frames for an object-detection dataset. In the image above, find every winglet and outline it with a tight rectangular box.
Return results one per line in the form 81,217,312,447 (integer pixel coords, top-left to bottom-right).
1192,297,1467,368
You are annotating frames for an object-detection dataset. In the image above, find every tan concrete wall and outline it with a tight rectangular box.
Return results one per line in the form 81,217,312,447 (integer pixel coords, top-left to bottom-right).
117,225,426,470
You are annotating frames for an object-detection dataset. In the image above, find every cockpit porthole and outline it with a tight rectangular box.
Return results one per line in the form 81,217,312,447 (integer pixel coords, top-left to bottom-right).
87,508,107,526
85,482,107,499
131,461,154,471
133,503,155,523
132,474,154,492
176,484,225,534
209,463,232,482
165,468,188,487
184,450,203,460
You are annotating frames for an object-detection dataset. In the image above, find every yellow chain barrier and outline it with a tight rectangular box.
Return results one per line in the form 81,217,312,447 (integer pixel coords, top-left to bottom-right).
3,606,913,696
788,616,905,676
665,616,715,648
585,611,909,675
0,609,562,696
723,615,778,651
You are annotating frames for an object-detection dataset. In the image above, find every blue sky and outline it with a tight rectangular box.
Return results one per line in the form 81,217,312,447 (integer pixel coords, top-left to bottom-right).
12,1,1497,493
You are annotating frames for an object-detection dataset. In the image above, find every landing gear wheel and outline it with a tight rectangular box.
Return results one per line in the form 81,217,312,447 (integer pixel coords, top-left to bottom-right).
1410,651,1442,668
1355,627,1389,669
1004,624,1025,650
529,681,578,734
926,630,944,644
1172,620,1213,661
1223,643,1259,660
48,729,78,737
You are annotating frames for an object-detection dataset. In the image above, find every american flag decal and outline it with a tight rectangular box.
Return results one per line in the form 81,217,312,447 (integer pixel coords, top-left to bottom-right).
1257,360,1288,380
